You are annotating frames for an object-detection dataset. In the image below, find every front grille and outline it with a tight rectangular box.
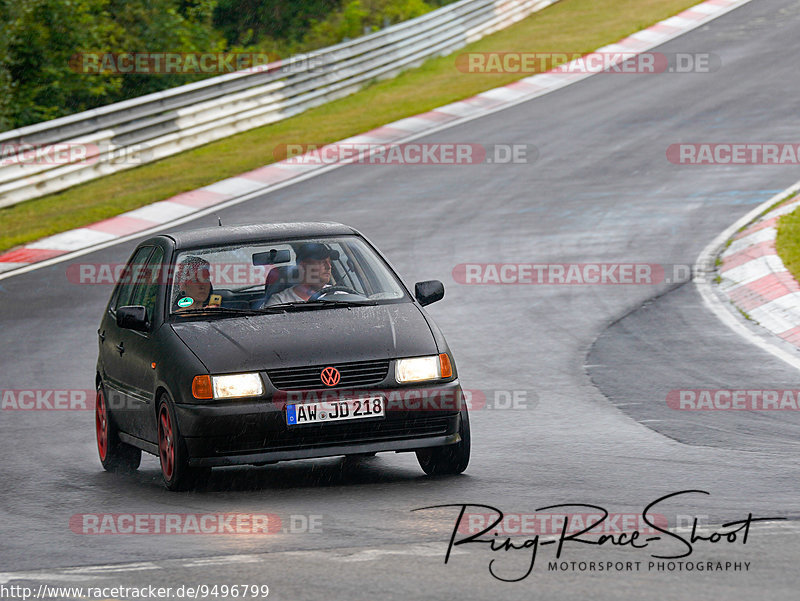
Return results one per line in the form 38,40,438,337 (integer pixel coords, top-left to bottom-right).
214,416,452,454
267,359,390,390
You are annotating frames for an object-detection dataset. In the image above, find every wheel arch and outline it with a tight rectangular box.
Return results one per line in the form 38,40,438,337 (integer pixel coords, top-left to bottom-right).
154,385,171,417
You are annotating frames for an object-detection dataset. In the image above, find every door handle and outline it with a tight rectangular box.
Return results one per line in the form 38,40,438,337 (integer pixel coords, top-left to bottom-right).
115,342,125,355
98,329,106,343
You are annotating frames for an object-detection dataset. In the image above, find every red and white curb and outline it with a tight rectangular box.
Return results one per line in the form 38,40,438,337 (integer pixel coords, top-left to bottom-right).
695,178,800,373
717,195,800,346
0,0,753,277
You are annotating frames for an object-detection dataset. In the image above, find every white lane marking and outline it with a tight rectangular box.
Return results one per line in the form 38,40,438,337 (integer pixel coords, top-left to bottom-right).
749,293,800,331
26,228,116,251
330,543,464,562
3,522,800,583
674,521,800,535
725,227,776,256
719,255,787,288
0,0,758,283
0,573,107,585
661,16,697,28
478,87,526,101
762,198,800,219
630,29,668,43
691,3,723,14
383,117,440,132
203,177,271,197
694,179,800,373
0,562,161,583
123,200,197,223
180,555,262,567
0,544,463,583
62,563,159,574
0,262,28,273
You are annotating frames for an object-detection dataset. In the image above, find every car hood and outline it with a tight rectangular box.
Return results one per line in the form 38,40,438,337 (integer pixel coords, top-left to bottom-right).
171,302,437,373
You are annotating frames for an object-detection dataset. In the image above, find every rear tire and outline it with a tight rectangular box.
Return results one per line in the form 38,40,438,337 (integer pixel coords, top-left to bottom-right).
416,405,470,476
157,397,210,491
96,385,141,472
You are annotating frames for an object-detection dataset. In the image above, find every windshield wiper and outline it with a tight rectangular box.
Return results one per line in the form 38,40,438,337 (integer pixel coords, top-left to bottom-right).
175,300,378,316
174,307,265,317
265,300,377,311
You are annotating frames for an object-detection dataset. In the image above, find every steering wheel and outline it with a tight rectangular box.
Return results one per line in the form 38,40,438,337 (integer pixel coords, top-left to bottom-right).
308,285,364,301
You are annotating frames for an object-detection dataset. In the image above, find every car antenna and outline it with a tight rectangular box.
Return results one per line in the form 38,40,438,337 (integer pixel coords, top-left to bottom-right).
215,214,223,226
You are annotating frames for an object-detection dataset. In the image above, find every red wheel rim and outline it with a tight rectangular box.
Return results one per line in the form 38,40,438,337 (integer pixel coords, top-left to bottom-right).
158,405,174,480
95,389,108,460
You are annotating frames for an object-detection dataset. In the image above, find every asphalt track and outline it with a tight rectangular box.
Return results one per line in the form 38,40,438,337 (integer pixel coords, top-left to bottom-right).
2,1,800,599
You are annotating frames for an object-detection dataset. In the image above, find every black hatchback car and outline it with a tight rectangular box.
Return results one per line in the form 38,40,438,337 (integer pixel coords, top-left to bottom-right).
95,222,469,490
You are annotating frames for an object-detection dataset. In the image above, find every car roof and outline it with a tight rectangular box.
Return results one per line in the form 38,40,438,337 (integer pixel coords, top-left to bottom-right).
145,222,360,250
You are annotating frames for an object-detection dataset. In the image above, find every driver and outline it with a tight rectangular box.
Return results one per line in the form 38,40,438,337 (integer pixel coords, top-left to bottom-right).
265,242,339,305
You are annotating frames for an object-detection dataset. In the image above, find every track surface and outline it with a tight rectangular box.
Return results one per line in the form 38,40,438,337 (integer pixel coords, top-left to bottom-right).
2,1,800,599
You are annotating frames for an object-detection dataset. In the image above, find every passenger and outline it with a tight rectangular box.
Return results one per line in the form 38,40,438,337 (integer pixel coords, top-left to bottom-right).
172,256,215,312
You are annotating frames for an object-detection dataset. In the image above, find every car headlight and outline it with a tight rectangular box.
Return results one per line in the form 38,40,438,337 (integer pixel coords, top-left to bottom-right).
395,354,453,383
213,373,264,399
192,373,264,399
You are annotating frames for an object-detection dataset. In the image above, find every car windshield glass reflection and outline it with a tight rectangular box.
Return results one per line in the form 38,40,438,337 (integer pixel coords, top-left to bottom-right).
169,236,407,315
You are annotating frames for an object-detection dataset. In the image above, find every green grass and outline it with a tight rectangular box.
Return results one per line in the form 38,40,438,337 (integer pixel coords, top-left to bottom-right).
776,201,800,281
740,190,798,235
0,0,700,253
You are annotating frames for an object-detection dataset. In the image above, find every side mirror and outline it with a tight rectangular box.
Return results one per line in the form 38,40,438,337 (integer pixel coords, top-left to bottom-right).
117,306,149,332
414,280,444,307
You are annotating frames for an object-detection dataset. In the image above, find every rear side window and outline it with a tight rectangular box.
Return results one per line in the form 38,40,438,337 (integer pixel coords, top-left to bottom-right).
110,246,154,312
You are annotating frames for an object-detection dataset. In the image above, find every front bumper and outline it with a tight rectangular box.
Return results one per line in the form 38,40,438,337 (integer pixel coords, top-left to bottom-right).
188,427,461,467
174,380,463,466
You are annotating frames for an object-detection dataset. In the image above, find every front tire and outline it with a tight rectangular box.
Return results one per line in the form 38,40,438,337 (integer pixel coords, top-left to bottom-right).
157,397,210,491
96,386,141,472
416,405,470,475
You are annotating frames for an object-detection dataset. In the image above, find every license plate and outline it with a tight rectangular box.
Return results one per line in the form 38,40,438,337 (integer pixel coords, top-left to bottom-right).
286,396,385,426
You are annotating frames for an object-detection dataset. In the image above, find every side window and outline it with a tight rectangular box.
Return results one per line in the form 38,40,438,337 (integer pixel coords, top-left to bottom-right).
129,247,165,323
111,246,154,313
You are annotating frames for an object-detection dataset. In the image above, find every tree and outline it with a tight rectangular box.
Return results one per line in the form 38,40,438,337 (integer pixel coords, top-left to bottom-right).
0,0,124,129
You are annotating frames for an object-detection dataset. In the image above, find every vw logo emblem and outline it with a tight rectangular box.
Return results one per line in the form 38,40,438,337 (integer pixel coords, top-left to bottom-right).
321,366,341,387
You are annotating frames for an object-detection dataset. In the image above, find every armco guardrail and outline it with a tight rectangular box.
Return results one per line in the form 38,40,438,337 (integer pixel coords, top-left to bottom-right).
0,0,559,209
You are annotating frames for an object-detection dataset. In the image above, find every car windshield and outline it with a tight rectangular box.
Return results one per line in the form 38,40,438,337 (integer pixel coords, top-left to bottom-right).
169,236,408,316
